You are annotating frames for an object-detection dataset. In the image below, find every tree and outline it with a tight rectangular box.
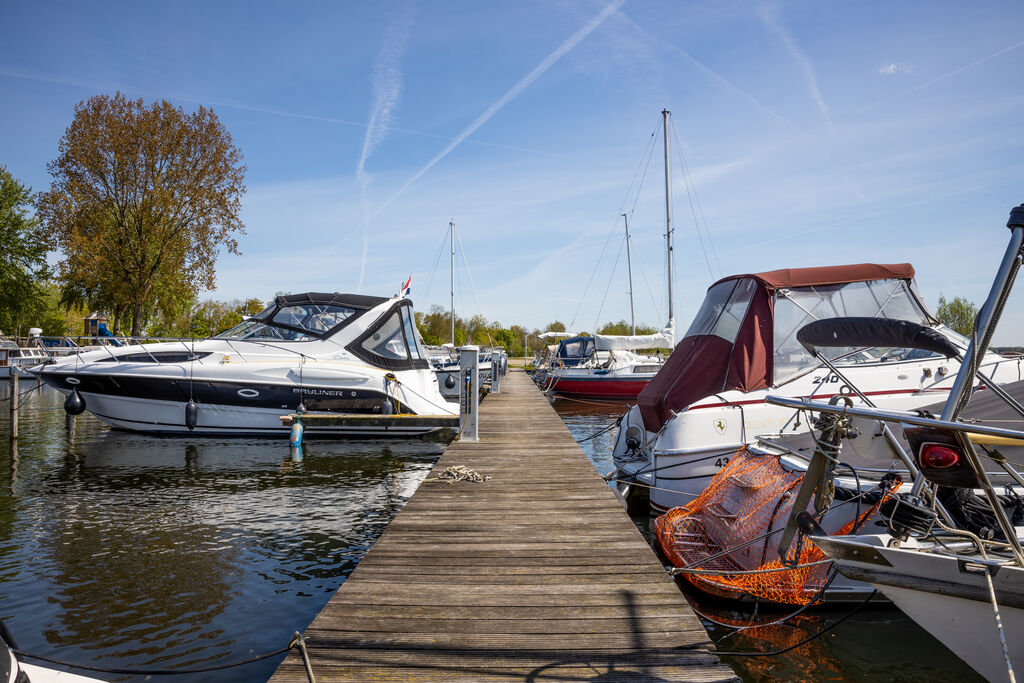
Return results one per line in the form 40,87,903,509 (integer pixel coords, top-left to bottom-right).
36,92,247,336
0,166,51,335
936,295,978,337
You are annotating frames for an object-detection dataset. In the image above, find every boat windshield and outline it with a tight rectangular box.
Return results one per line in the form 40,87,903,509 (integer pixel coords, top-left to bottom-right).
774,278,932,384
216,303,358,341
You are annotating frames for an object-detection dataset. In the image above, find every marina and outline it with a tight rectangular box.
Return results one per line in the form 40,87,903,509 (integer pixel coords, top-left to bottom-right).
270,370,732,682
6,5,1024,680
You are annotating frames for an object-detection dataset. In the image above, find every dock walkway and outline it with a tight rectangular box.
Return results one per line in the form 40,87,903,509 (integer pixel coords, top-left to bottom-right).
271,370,735,682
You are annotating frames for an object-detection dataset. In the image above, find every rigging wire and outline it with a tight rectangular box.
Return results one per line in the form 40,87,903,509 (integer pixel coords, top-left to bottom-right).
569,121,660,331
592,234,627,332
670,116,721,280
453,227,494,347
418,228,452,310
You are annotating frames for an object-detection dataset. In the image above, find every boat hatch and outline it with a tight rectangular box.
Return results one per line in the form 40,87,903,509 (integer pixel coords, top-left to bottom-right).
348,301,430,371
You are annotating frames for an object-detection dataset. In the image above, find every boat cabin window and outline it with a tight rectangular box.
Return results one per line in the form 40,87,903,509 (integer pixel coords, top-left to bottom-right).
685,278,757,342
347,302,430,371
773,279,932,384
97,351,212,363
217,304,357,340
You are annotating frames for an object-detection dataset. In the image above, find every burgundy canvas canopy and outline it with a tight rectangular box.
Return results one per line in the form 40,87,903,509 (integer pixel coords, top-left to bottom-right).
637,263,916,431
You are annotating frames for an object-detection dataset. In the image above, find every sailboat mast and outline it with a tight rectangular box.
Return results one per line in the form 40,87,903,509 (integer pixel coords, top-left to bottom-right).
662,109,674,342
450,220,455,346
622,213,636,335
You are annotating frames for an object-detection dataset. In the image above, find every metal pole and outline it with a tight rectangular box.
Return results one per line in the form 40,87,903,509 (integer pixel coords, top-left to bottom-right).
450,220,456,346
491,350,501,394
941,216,1024,422
623,213,636,335
458,345,479,441
662,109,674,337
9,370,18,442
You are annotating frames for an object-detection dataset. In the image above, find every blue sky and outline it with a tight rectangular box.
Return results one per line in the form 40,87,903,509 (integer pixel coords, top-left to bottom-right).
4,1,1024,342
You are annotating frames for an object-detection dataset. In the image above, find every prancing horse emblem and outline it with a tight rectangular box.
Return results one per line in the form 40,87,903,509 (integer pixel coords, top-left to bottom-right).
713,419,727,435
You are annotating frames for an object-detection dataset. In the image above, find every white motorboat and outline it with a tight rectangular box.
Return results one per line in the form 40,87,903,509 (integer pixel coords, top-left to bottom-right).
737,201,1024,679
610,262,1022,514
33,292,456,436
0,330,52,378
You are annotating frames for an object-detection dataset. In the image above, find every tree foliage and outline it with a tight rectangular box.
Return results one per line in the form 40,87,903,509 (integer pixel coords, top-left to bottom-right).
597,319,657,336
148,297,265,338
35,92,247,336
935,295,978,337
0,166,51,335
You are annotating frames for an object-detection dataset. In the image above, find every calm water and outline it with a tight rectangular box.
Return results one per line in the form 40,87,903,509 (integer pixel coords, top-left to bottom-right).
551,394,983,683
0,381,984,682
0,380,444,681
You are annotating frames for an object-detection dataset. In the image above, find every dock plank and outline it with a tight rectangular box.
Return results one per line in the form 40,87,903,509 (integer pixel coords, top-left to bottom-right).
269,370,735,682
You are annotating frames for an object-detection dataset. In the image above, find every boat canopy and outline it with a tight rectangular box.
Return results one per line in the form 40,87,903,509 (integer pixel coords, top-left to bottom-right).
554,336,595,367
594,324,674,352
217,292,389,341
637,262,933,431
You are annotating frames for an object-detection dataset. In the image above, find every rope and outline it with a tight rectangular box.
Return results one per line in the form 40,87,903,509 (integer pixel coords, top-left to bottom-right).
0,379,43,404
576,420,619,443
430,465,491,484
669,558,833,577
13,630,314,679
713,590,877,657
985,565,1017,682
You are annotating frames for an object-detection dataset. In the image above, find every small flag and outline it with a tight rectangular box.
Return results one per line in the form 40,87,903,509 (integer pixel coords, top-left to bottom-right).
400,275,412,298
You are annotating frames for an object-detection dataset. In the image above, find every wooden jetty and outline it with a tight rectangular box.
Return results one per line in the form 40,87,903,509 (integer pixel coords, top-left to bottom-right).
271,370,735,682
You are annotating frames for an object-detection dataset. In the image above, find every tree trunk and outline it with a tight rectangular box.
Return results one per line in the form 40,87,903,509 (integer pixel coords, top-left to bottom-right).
131,305,144,338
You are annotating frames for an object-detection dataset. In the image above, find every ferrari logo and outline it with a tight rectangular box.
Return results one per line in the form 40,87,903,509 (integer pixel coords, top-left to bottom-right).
713,419,727,435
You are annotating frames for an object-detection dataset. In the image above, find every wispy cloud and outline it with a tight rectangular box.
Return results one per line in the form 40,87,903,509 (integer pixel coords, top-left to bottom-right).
615,13,798,132
326,0,628,253
758,3,833,134
0,65,548,155
863,39,1024,113
879,62,908,76
356,0,416,291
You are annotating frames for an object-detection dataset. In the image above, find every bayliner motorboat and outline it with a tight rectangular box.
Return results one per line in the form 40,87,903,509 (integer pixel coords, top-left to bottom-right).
609,262,1022,514
33,292,456,436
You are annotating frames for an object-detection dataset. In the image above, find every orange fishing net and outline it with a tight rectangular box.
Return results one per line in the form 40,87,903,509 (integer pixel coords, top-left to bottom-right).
655,447,891,605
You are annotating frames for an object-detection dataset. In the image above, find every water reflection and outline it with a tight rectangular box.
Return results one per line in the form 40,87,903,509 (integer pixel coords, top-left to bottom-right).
551,395,983,682
0,384,443,681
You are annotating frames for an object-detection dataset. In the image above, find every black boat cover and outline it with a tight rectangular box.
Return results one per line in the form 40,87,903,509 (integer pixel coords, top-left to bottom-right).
797,318,960,359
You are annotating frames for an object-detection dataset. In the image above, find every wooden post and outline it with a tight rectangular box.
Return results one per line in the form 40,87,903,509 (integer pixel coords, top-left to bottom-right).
10,371,18,442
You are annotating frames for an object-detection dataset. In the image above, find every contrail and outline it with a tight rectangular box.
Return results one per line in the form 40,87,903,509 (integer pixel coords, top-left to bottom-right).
327,0,628,253
616,14,798,131
758,3,833,134
357,0,415,291
860,38,1024,114
0,66,548,154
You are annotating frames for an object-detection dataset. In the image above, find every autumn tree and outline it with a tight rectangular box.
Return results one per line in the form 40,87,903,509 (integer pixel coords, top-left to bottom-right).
0,166,52,335
36,92,246,336
936,295,978,337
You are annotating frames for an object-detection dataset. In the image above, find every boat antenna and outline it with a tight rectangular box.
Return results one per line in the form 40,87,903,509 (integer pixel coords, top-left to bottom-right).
622,213,636,335
662,109,675,344
449,220,455,346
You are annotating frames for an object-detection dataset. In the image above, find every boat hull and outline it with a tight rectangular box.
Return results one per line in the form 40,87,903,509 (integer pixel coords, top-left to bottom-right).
544,374,651,399
816,533,1024,682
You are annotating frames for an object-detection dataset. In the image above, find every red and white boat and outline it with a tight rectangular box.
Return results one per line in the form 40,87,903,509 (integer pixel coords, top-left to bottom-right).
542,328,673,399
610,261,1023,513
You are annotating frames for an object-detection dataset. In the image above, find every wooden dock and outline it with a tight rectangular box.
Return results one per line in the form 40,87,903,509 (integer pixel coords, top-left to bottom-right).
271,370,735,682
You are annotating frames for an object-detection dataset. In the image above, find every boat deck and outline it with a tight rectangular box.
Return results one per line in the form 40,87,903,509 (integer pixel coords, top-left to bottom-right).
270,370,735,682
